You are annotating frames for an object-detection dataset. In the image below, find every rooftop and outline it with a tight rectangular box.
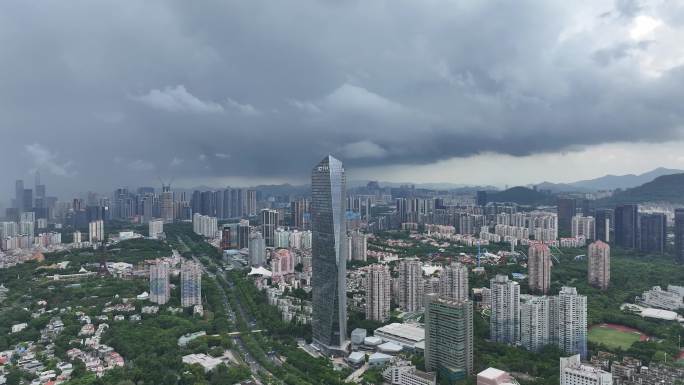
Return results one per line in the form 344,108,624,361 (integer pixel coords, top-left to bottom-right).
375,323,425,342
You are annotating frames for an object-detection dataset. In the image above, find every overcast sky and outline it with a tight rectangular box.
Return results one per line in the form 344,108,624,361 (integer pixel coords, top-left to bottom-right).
1,0,684,201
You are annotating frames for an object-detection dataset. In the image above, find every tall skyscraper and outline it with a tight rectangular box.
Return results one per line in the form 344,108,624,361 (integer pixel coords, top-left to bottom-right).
160,184,174,222
311,155,348,355
594,209,613,243
490,274,520,345
181,260,202,308
22,189,33,213
557,287,587,358
557,198,576,236
365,264,391,322
398,259,424,312
291,199,310,229
675,209,684,264
439,262,469,302
238,219,250,249
614,204,638,249
638,213,666,254
587,241,610,290
15,179,24,212
261,209,279,247
520,295,552,352
527,243,552,294
246,190,257,216
424,293,474,382
149,260,170,305
476,191,488,207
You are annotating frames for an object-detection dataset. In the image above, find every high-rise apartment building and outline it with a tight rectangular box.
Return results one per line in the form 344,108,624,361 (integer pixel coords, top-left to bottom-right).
149,219,164,239
365,264,391,322
675,209,684,264
261,209,279,247
490,275,520,344
398,259,424,312
527,243,551,294
248,232,266,266
557,198,576,236
614,204,638,249
192,213,217,238
246,189,257,217
438,262,469,302
557,287,587,358
311,155,348,355
520,295,552,352
639,213,666,254
149,260,170,305
350,230,368,261
89,220,104,244
571,215,595,240
181,260,202,307
424,294,473,382
587,241,610,290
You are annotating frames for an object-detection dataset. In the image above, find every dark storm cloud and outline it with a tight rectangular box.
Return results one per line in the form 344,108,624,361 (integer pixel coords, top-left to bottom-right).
0,0,683,197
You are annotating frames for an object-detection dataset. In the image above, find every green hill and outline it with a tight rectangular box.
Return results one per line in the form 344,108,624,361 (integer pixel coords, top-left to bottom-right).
601,173,684,205
488,186,553,206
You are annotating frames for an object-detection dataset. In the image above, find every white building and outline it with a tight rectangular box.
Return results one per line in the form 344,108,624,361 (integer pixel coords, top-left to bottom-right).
89,220,104,244
248,232,266,266
349,230,368,261
149,220,164,239
192,213,217,238
73,231,82,244
181,260,202,307
149,260,170,305
560,355,612,385
571,216,595,240
520,295,552,352
374,323,425,349
439,262,469,302
366,264,391,322
274,228,290,248
398,259,424,312
558,287,587,358
490,275,520,345
639,286,684,310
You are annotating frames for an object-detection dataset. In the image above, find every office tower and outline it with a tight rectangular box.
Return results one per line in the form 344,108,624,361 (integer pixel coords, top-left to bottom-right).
89,220,104,243
149,260,170,305
221,223,238,249
639,213,666,254
220,188,232,218
587,241,610,290
191,190,201,214
261,209,279,247
248,232,266,266
181,260,202,307
424,294,474,382
476,191,487,207
557,198,576,235
73,231,82,244
396,198,408,223
160,184,174,222
614,204,638,249
350,230,368,261
520,295,552,352
149,220,164,239
311,155,348,354
22,189,33,213
571,215,595,239
560,355,613,385
247,190,257,216
527,243,552,294
675,209,684,264
238,219,250,249
489,275,520,344
439,262,469,302
15,180,24,212
594,209,613,243
557,287,587,358
291,199,310,229
365,264,391,322
398,259,424,312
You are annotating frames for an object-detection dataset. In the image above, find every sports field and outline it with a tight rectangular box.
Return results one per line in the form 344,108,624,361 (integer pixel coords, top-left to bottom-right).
588,324,646,350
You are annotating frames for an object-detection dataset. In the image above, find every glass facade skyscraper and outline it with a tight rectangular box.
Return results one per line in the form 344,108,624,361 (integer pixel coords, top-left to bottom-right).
311,155,348,354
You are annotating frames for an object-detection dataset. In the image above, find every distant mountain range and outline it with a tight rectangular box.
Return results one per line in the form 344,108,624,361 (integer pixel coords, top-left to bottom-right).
597,173,684,205
533,167,684,192
487,186,554,206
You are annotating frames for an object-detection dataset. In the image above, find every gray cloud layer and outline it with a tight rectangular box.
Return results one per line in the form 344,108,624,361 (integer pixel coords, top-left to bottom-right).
1,0,684,198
